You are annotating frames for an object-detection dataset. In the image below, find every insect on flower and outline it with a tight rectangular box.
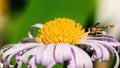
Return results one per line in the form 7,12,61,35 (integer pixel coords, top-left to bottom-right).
0,18,120,68
88,22,115,36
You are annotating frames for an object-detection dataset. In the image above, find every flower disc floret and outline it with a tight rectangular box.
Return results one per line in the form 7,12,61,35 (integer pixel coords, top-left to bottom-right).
36,18,85,44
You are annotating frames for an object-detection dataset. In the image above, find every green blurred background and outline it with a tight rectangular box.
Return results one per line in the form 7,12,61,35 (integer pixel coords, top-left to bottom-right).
0,0,118,68
0,0,96,44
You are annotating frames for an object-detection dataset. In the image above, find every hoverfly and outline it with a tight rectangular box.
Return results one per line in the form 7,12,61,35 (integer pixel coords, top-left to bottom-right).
88,22,114,35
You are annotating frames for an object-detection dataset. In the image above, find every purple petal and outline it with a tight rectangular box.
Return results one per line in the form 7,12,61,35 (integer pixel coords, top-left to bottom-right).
67,51,75,68
46,58,56,68
28,24,43,38
19,38,35,43
88,37,119,43
14,54,21,63
54,43,64,63
14,50,27,63
89,40,120,47
2,43,40,60
111,48,119,68
17,62,22,68
86,40,110,61
29,56,36,68
55,43,71,63
61,43,71,61
20,46,41,64
71,46,93,68
95,34,114,38
41,44,55,66
0,44,14,54
71,46,84,68
93,40,120,68
79,41,102,60
35,45,46,64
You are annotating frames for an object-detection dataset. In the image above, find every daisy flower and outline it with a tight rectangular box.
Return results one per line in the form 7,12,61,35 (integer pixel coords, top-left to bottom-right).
0,18,120,68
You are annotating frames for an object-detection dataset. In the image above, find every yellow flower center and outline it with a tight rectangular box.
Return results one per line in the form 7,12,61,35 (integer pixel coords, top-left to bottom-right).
36,18,86,44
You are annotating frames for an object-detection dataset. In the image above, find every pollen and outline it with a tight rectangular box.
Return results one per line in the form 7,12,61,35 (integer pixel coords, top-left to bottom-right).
36,18,86,44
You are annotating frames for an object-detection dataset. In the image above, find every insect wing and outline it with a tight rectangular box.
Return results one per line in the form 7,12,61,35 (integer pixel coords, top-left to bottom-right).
92,22,100,27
